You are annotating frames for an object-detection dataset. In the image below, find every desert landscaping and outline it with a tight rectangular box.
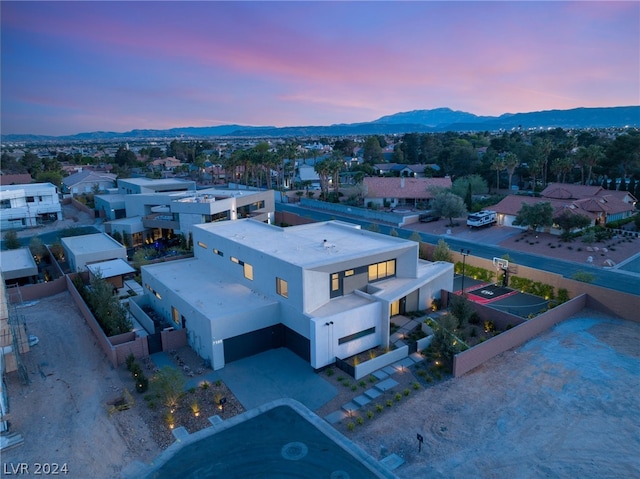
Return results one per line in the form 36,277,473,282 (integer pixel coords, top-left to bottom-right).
3,291,639,479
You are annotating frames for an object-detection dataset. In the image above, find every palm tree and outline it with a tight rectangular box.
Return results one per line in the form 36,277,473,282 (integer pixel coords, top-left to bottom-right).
504,152,520,192
491,156,506,192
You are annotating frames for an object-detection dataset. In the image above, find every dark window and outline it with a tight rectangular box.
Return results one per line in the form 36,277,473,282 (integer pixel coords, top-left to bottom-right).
338,327,376,345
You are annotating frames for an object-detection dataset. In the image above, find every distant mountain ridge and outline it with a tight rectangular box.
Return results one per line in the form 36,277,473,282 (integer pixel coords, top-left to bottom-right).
3,106,638,142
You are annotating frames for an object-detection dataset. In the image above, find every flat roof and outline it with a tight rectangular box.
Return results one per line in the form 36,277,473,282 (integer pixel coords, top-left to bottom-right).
61,233,124,255
196,220,413,268
143,258,277,317
87,259,135,278
0,247,38,278
119,178,194,186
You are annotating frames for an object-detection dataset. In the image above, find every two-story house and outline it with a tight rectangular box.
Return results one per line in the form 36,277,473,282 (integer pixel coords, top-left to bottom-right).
140,219,453,371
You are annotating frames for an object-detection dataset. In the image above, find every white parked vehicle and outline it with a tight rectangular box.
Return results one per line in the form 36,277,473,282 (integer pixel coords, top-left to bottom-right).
467,210,497,228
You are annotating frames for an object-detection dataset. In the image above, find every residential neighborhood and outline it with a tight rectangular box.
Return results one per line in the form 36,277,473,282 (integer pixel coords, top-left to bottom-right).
1,126,639,478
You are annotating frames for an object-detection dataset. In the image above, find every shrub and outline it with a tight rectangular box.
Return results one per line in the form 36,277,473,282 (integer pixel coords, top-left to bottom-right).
403,388,411,396
356,416,364,425
347,422,355,431
394,392,402,402
200,381,210,390
367,410,374,419
125,353,136,372
412,382,421,390
136,374,149,393
386,399,393,407
375,403,384,413
325,368,334,377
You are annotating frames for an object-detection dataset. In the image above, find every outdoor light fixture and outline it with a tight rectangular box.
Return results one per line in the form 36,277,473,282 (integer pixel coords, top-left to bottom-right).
460,249,470,296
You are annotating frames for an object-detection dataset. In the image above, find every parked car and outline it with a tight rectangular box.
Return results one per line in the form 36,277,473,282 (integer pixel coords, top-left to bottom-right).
419,214,440,223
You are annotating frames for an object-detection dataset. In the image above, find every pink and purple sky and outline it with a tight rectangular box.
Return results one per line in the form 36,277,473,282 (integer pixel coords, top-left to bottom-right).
1,1,639,136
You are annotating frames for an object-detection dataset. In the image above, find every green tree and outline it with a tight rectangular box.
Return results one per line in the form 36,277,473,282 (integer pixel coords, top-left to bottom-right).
3,230,21,250
491,155,506,191
451,175,488,199
432,239,453,262
504,152,520,191
29,237,48,261
431,191,467,227
86,272,132,336
363,136,384,164
409,231,422,242
574,145,604,185
36,171,64,188
553,210,591,240
513,202,554,232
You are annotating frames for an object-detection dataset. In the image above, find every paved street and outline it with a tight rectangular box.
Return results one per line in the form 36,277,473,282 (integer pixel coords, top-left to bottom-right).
277,203,640,296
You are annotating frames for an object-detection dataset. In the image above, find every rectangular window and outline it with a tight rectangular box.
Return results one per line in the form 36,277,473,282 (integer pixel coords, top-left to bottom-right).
344,269,354,277
331,273,340,291
171,306,180,325
276,277,288,298
338,327,375,345
386,259,395,276
27,196,35,203
230,256,239,264
197,241,207,249
368,259,396,282
243,263,253,280
368,264,378,281
155,291,162,300
213,248,223,257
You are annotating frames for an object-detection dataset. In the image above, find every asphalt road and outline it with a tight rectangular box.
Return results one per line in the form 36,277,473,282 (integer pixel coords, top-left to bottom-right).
277,203,640,296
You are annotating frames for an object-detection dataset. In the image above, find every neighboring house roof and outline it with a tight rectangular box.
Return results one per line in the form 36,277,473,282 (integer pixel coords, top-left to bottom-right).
492,187,636,222
364,177,452,199
150,157,182,168
62,170,116,188
0,174,33,185
541,184,602,199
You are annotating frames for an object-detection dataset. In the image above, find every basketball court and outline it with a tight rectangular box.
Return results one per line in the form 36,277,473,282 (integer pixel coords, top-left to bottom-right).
455,257,551,318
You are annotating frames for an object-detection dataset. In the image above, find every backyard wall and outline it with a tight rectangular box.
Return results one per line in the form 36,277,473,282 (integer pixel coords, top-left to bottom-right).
66,274,148,367
452,294,589,377
161,328,187,352
5,276,67,303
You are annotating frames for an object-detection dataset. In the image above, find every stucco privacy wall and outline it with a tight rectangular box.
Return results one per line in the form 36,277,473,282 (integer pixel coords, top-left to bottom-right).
452,294,589,377
65,274,148,367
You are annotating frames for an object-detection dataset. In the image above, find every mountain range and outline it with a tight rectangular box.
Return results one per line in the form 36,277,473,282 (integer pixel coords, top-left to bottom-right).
3,106,639,142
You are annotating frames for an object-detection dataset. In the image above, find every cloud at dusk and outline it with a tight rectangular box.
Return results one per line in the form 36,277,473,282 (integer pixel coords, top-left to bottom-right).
1,1,638,136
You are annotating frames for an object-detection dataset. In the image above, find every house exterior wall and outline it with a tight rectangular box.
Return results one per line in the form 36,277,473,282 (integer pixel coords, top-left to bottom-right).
0,183,62,230
142,220,453,370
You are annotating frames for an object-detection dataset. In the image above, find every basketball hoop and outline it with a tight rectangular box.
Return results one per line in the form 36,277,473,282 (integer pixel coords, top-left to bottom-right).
493,257,510,287
493,257,509,271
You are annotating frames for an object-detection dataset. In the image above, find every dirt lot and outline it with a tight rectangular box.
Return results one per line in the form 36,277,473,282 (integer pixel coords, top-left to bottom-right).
349,310,640,479
2,293,160,478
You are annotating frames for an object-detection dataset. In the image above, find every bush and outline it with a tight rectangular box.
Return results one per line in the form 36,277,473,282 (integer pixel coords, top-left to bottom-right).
125,353,136,372
136,374,149,393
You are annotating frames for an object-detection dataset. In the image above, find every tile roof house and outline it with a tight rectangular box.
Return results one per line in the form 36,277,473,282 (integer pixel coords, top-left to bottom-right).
363,177,452,209
0,174,33,186
374,163,440,177
491,183,638,233
62,170,116,196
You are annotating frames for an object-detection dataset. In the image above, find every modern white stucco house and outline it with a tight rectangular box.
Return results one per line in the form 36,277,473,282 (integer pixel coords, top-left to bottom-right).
61,232,128,272
97,185,275,247
140,219,453,371
0,183,62,230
